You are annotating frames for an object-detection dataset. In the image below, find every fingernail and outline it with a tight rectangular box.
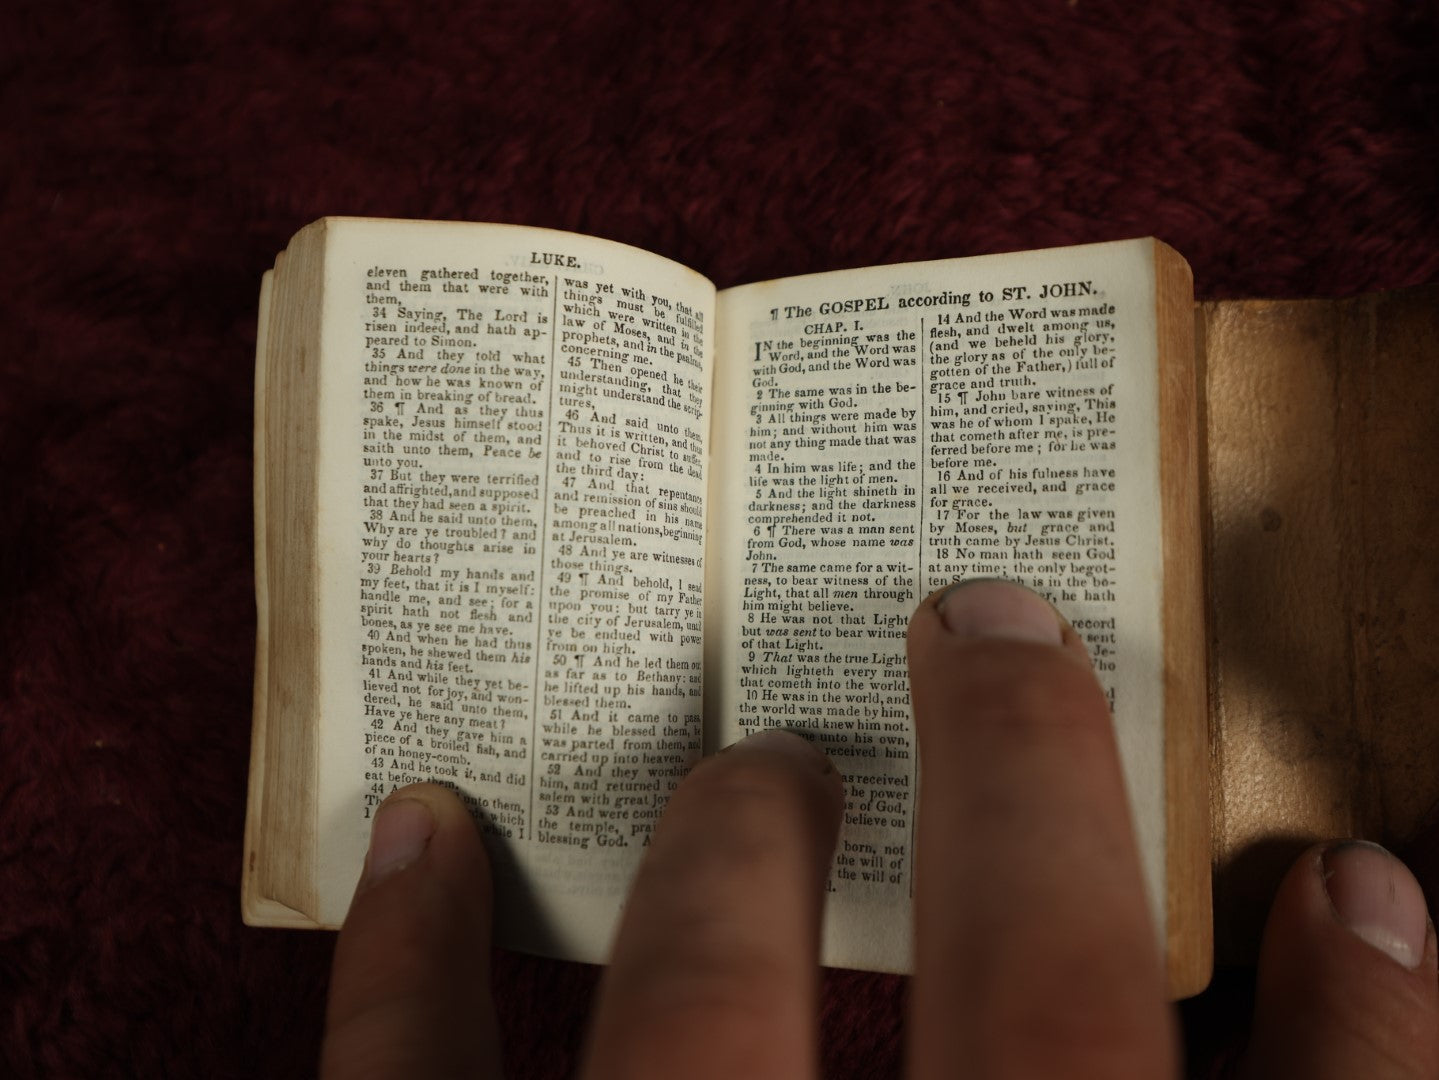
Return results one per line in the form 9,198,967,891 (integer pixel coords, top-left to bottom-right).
1322,841,1430,970
728,728,834,773
935,579,1063,645
362,797,436,888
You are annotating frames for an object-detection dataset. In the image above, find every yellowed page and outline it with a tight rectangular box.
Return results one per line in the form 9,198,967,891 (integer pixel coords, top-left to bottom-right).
310,219,714,962
710,240,1168,971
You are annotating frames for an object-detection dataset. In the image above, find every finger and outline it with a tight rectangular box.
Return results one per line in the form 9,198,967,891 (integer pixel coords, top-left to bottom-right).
1241,841,1439,1079
321,783,502,1080
581,730,844,1080
906,580,1175,1079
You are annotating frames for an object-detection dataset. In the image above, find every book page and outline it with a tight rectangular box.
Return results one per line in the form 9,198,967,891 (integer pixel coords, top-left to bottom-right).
310,220,714,961
709,240,1168,972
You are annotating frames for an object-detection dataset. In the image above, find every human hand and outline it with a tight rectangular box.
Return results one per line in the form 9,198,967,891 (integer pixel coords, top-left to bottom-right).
320,580,1438,1077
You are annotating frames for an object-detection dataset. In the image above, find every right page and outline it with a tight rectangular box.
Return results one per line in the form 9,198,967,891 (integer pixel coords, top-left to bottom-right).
709,239,1182,974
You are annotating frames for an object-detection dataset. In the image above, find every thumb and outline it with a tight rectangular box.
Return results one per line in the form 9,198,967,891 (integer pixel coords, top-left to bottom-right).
1242,841,1439,1079
321,783,502,1079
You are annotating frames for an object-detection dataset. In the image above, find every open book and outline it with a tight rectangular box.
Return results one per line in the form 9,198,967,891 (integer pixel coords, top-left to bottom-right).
244,220,1210,997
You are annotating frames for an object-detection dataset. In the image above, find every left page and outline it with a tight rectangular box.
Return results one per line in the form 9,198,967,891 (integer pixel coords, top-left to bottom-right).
309,219,714,962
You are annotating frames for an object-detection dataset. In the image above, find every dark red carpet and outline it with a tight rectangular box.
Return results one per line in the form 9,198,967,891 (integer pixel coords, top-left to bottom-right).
3,2,1437,1076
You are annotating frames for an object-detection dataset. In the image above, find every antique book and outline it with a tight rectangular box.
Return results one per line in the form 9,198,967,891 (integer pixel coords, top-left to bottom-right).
1201,284,1439,964
243,219,1211,998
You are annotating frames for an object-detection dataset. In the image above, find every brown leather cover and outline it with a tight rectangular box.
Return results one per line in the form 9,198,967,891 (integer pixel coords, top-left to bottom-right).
1202,284,1439,963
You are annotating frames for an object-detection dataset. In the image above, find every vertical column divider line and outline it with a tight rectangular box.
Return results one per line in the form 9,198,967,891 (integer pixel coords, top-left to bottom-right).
910,314,926,899
527,275,561,835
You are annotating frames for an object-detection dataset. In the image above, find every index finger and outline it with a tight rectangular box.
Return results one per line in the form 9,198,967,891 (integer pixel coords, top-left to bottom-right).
581,730,844,1080
906,581,1175,1079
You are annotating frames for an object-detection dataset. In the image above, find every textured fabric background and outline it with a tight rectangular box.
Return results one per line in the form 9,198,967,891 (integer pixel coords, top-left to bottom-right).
3,1,1437,1076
